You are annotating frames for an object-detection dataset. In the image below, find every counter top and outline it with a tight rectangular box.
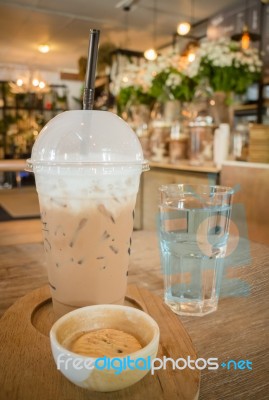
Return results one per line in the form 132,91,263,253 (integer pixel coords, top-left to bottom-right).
0,220,268,399
1,159,268,174
0,159,27,172
0,159,221,174
3,159,269,174
222,160,269,169
149,160,221,173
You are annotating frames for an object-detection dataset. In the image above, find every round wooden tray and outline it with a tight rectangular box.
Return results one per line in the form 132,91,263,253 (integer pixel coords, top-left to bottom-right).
0,285,200,400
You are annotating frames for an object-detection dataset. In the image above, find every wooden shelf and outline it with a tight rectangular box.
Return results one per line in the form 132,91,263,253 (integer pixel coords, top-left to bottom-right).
232,100,269,112
0,81,69,158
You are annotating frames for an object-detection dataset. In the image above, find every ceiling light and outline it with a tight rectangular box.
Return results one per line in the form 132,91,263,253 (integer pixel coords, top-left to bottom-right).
231,0,260,49
32,78,39,87
144,48,158,61
188,52,196,62
241,26,250,50
177,22,191,36
39,81,46,89
38,44,50,53
144,0,158,61
232,24,260,50
181,40,199,63
10,71,50,94
16,78,24,87
176,0,194,36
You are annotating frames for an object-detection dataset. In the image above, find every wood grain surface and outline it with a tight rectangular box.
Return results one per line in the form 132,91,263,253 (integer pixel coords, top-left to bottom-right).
0,285,200,400
0,220,269,399
0,187,40,218
149,161,220,174
221,162,269,245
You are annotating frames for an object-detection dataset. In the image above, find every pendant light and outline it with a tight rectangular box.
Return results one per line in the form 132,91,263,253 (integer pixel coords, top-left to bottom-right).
177,0,193,36
123,5,130,48
144,0,158,61
9,70,49,94
177,22,191,36
187,0,196,62
231,0,260,49
181,40,199,64
178,0,197,63
38,44,50,54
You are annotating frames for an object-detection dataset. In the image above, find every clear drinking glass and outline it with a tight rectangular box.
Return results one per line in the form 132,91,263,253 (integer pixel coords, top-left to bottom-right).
158,184,233,316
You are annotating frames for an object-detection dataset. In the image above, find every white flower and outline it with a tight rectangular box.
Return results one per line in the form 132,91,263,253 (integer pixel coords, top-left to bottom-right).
198,38,262,75
110,36,262,100
166,73,182,87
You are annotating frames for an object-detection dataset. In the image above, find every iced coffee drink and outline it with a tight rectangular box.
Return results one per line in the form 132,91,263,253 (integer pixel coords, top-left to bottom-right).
28,110,148,317
37,169,138,315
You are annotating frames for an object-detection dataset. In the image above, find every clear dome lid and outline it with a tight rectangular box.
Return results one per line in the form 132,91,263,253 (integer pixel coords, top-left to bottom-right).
27,110,149,170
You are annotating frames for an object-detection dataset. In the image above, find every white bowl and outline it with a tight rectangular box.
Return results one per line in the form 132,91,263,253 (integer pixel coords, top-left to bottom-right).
50,304,160,392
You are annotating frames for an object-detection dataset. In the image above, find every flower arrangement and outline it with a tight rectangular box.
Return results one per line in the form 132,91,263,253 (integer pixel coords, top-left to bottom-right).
114,86,155,115
149,67,197,103
110,37,263,112
110,60,159,113
193,38,262,94
110,53,198,112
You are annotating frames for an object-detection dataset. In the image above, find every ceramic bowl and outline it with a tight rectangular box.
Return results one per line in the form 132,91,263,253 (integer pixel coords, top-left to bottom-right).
50,304,160,392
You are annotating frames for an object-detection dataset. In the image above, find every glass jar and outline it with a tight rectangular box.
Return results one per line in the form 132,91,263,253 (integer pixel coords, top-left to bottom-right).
187,79,216,165
169,121,188,163
233,123,249,161
189,116,215,166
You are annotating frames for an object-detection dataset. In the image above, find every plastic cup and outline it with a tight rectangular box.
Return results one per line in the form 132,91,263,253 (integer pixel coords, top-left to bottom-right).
27,110,148,317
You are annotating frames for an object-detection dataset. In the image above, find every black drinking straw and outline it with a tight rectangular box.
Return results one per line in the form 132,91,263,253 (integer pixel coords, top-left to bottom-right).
83,29,100,110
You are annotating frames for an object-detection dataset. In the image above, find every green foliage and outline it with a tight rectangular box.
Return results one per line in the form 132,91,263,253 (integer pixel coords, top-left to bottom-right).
171,75,197,102
150,68,198,103
117,86,155,114
149,70,170,101
199,62,261,94
199,39,262,94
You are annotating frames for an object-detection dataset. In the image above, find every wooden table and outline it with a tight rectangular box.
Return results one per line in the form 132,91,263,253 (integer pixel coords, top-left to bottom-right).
0,159,28,187
0,220,268,400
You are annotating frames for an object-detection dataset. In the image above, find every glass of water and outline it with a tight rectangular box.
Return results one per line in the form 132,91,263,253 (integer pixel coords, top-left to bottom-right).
158,184,233,317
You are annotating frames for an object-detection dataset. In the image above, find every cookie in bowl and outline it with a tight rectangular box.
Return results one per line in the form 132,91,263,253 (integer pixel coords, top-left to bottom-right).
50,304,160,392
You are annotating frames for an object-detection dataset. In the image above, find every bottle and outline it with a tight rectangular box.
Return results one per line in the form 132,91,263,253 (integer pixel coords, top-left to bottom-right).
213,123,230,167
